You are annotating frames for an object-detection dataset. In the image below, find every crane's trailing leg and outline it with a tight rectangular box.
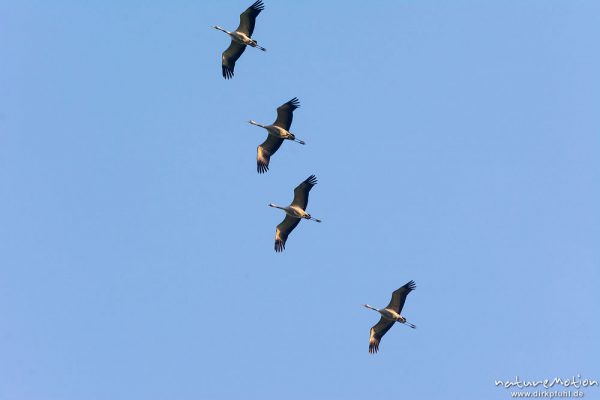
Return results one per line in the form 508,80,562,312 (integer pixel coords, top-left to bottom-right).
304,214,321,223
403,321,416,329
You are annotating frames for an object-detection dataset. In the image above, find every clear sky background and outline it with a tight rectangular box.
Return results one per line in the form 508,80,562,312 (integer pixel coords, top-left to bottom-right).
1,1,599,399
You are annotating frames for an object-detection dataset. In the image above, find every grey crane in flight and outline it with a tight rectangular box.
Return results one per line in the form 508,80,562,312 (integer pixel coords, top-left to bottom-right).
249,97,305,174
363,280,417,354
212,0,266,79
269,175,321,252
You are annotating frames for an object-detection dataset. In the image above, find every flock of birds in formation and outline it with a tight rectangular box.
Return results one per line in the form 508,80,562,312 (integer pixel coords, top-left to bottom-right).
213,1,416,354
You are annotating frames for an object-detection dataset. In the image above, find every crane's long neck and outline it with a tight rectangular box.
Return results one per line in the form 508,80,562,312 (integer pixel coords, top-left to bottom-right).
269,203,287,211
363,304,379,312
213,26,231,35
249,120,267,129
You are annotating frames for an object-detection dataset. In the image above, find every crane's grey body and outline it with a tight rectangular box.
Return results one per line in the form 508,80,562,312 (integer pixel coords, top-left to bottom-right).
269,204,315,220
214,28,264,49
364,306,406,323
249,121,301,142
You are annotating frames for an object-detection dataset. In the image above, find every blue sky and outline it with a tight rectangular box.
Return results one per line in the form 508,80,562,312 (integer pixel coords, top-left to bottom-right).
1,1,599,399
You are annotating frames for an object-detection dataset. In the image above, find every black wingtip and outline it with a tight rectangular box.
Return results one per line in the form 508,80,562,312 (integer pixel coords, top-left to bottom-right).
275,239,285,252
406,280,416,291
305,174,318,186
222,65,234,79
250,0,265,12
288,97,300,109
257,163,269,174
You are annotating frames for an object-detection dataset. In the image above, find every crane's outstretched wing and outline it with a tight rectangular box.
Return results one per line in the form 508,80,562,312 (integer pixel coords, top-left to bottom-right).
386,280,416,313
291,174,317,210
257,135,284,173
273,97,300,131
369,317,395,354
236,0,264,37
222,41,246,79
274,215,301,252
